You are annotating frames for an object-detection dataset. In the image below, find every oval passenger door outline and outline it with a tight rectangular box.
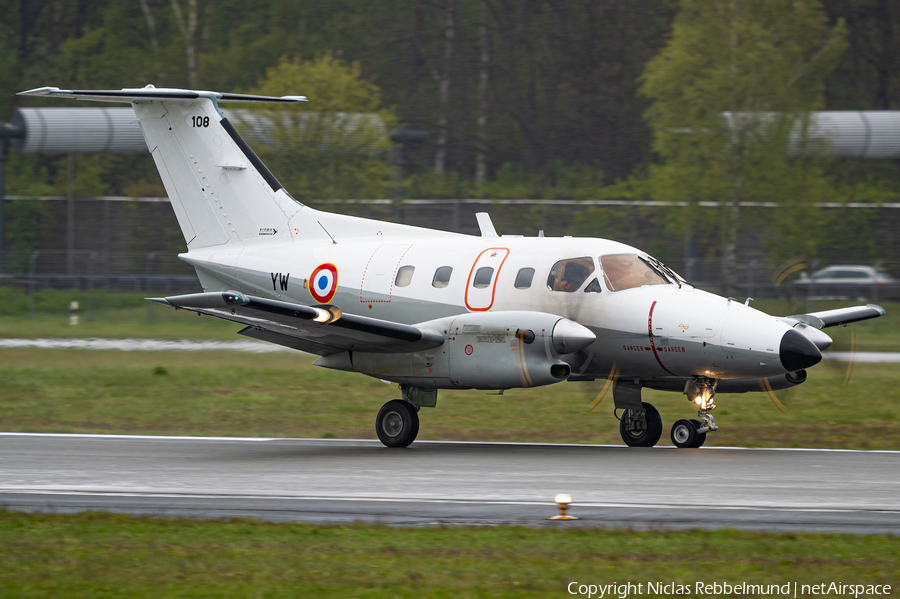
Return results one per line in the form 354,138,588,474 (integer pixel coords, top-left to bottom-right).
465,248,510,311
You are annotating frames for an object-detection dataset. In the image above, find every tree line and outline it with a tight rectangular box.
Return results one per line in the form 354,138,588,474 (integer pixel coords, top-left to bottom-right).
2,0,899,275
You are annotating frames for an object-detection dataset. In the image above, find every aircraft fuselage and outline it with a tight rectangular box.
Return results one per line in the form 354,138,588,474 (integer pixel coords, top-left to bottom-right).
182,234,811,387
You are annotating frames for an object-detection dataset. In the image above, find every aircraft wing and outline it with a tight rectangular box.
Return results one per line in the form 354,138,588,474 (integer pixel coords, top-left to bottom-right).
148,292,444,355
784,303,885,329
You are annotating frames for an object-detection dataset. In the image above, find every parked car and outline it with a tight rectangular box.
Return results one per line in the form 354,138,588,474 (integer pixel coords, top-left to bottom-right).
794,265,899,300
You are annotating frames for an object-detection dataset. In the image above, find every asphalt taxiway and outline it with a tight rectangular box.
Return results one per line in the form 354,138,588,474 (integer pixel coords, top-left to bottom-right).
1,434,898,534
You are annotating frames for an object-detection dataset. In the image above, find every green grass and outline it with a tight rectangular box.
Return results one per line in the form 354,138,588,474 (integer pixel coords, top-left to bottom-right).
0,511,896,598
0,290,238,340
0,349,897,449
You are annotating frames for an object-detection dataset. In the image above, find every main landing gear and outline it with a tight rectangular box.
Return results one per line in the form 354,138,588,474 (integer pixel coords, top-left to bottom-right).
617,378,719,449
376,399,419,447
619,402,663,447
375,385,437,448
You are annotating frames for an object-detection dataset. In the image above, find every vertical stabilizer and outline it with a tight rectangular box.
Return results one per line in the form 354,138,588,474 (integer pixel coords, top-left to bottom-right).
134,97,301,249
17,86,308,250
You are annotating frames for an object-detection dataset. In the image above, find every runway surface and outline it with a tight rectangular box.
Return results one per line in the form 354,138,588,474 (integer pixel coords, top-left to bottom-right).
2,433,898,534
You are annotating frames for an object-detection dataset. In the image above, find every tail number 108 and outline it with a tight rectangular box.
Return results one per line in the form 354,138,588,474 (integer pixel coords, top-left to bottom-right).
191,116,210,128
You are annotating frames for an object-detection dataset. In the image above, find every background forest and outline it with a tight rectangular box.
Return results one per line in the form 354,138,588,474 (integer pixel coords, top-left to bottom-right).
1,0,900,277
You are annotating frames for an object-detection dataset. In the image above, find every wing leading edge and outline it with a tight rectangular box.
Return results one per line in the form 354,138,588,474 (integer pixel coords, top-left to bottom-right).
785,304,885,329
147,292,444,355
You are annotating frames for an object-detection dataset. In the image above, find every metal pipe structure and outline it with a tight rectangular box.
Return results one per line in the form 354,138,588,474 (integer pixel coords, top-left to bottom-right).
9,107,388,155
722,111,900,158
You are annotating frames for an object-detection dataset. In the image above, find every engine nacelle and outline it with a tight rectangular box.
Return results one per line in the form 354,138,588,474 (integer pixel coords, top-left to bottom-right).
315,311,595,390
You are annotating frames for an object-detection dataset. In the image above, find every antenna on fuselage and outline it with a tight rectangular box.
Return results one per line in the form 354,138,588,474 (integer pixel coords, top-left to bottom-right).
317,220,337,244
475,212,498,237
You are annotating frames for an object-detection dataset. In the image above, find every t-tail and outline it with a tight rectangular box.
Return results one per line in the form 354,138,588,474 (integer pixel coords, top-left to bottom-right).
17,85,307,250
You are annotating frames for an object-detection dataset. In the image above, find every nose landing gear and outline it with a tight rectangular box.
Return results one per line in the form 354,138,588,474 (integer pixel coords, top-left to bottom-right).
671,378,717,448
670,418,706,448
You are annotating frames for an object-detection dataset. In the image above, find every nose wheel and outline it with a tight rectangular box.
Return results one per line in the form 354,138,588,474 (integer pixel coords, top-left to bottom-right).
670,419,706,448
376,399,420,448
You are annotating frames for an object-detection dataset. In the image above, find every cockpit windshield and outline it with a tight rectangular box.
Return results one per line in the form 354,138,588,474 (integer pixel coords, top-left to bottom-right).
600,253,670,291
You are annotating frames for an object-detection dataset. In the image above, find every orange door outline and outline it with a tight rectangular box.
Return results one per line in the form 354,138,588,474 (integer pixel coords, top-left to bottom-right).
464,247,510,311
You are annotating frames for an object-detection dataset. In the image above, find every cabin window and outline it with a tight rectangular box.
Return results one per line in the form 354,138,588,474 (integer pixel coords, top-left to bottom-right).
547,257,595,292
514,267,535,289
584,278,602,293
395,265,415,287
473,266,494,288
432,266,453,288
600,253,668,291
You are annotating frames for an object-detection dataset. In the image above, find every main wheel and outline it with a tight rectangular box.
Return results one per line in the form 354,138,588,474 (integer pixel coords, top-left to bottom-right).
670,419,698,448
689,419,707,448
619,402,662,447
376,399,420,448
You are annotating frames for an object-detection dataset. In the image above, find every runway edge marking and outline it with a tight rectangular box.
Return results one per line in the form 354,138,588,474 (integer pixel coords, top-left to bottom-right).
1,433,898,454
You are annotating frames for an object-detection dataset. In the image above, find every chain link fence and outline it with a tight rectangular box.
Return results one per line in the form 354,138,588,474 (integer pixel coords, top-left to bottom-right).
2,197,899,302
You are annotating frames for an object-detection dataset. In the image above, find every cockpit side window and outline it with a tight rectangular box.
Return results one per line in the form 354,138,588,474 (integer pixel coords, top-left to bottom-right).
546,257,595,292
600,253,669,291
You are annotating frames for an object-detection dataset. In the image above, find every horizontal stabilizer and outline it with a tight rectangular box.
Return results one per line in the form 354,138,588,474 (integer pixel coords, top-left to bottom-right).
784,304,885,329
147,292,444,355
18,86,307,104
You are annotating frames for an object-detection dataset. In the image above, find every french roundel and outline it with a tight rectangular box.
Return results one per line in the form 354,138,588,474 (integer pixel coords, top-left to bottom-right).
309,263,339,304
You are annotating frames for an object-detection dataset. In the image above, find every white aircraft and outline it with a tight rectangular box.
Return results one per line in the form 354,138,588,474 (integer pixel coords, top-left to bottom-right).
20,86,886,449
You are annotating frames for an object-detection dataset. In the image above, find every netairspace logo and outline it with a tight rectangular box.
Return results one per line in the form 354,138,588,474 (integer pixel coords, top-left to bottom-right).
567,581,893,598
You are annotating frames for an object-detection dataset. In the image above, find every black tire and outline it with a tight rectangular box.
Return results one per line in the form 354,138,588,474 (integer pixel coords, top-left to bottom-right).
376,400,420,448
670,419,698,448
619,402,663,447
689,419,707,448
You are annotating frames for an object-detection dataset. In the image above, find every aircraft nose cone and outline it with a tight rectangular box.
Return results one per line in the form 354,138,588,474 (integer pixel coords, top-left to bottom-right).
552,319,596,354
780,329,822,371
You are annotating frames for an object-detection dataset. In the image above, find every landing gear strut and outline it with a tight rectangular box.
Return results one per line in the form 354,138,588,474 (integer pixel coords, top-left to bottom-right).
619,402,663,447
671,378,717,449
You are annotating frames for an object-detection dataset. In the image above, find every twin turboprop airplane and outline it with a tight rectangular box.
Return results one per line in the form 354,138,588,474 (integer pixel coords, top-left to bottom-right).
20,85,886,449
